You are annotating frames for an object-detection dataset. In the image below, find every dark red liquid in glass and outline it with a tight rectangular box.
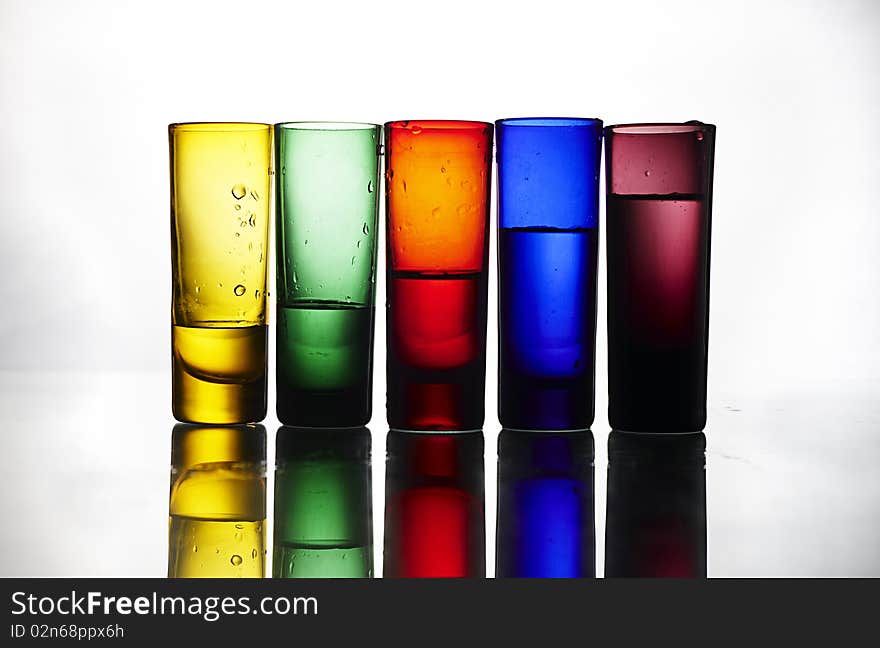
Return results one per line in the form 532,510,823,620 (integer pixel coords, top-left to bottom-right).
607,193,710,432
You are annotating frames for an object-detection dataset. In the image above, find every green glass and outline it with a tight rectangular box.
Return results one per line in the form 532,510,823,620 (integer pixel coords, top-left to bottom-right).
272,426,373,578
275,123,381,426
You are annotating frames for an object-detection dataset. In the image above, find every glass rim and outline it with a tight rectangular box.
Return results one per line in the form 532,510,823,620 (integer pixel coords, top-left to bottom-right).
496,117,602,128
275,121,380,131
605,122,715,135
168,122,271,133
385,119,492,132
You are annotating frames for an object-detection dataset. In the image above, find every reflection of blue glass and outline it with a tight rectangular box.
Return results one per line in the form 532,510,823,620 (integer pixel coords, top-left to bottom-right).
496,430,595,578
496,118,603,430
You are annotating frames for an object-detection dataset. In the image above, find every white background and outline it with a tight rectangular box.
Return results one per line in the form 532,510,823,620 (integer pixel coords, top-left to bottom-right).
0,0,878,576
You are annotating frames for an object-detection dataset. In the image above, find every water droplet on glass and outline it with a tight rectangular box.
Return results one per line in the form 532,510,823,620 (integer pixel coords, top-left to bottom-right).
304,239,308,245
234,284,246,296
440,166,446,173
363,223,370,236
367,180,374,193
234,232,240,238
252,549,257,560
403,180,407,193
696,132,704,141
351,256,356,266
254,289,259,298
250,189,259,201
234,204,242,211
192,545,198,553
644,170,651,177
195,285,200,293
412,126,422,135
248,213,256,227
356,240,361,249
230,555,242,566
432,207,440,217
231,184,247,200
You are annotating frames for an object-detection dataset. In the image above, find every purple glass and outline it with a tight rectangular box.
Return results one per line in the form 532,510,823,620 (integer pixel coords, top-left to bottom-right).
605,122,716,432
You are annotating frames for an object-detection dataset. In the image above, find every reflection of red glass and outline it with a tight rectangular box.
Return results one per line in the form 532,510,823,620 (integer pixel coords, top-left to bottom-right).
393,487,479,577
383,431,485,578
385,121,492,431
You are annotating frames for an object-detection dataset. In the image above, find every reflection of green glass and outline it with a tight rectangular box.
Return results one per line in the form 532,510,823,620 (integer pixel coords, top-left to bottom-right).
272,427,373,578
275,123,380,426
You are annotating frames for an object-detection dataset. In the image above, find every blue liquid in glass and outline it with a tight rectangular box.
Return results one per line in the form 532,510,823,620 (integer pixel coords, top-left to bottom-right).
498,226,598,429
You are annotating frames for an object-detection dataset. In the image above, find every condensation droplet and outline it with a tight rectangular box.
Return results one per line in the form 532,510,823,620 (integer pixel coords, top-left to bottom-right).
440,166,446,173
351,256,356,266
231,184,247,200
234,284,246,296
403,180,407,193
356,240,361,249
363,223,369,236
644,170,652,177
696,132,704,141
254,289,259,298
192,545,198,553
248,213,256,227
195,285,200,293
234,204,242,211
367,180,374,193
250,189,260,201
231,555,242,566
412,126,422,135
252,549,257,560
217,282,223,288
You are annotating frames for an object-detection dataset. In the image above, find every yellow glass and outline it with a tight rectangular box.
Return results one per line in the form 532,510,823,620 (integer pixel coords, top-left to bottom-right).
167,424,266,578
170,123,272,424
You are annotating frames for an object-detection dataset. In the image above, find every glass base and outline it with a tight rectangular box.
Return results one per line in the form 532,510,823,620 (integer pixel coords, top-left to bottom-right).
172,363,266,424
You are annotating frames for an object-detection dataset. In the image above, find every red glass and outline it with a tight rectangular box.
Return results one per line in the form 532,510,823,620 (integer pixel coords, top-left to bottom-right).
383,430,485,578
605,122,716,432
385,121,493,430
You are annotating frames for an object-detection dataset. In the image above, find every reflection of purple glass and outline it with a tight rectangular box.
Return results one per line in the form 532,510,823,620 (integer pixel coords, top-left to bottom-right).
605,123,716,432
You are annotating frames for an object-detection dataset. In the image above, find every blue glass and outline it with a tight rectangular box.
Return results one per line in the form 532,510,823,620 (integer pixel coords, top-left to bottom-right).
496,118,603,430
495,429,595,578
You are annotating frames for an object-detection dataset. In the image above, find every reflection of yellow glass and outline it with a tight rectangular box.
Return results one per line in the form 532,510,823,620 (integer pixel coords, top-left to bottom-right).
170,123,272,424
168,424,266,578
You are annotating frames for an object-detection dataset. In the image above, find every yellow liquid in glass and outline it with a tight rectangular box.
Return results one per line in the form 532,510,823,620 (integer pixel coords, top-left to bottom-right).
172,324,267,424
